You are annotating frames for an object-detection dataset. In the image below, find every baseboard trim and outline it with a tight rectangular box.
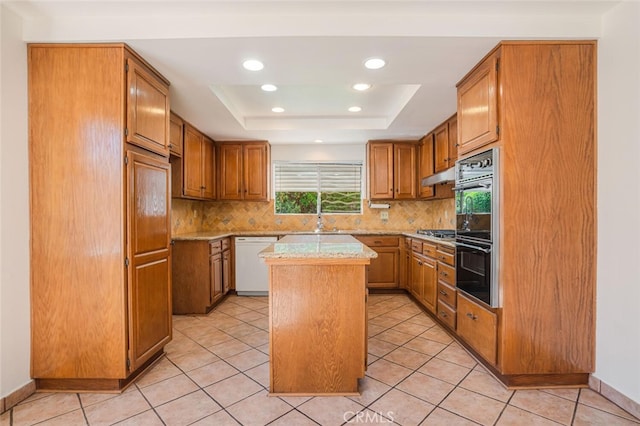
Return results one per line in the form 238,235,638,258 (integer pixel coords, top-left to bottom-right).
590,376,640,420
1,380,36,414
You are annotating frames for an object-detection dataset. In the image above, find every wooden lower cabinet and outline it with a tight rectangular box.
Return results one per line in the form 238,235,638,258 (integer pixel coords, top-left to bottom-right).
356,236,399,289
457,293,498,365
172,238,231,314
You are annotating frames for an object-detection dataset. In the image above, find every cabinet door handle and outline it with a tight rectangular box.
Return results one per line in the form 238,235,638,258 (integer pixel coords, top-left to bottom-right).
466,312,478,321
439,290,447,296
418,261,423,266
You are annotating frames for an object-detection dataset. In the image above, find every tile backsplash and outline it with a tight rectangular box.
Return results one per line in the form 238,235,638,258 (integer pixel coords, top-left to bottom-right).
172,197,455,235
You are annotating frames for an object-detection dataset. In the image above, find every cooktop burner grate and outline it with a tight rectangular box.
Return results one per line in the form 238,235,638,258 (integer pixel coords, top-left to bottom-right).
416,229,456,238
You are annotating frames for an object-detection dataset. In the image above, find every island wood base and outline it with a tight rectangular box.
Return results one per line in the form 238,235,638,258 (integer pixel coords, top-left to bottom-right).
266,257,369,395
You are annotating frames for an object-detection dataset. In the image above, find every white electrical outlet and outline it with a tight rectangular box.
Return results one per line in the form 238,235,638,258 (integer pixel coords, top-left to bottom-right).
380,211,389,220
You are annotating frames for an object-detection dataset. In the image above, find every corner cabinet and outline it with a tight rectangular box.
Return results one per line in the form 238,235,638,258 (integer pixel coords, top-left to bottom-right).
367,141,417,200
171,123,215,200
29,43,172,391
456,41,597,387
218,141,270,201
172,238,231,314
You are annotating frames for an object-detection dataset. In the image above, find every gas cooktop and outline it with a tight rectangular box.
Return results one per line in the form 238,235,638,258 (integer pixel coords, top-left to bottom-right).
416,229,456,239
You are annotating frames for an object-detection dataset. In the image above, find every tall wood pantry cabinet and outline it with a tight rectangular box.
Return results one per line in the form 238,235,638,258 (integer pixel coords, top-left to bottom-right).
455,41,596,387
29,44,172,391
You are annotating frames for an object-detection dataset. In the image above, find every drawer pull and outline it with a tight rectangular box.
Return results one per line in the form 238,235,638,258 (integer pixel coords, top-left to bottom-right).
440,311,448,318
439,290,448,296
440,271,448,277
466,312,478,321
418,261,423,266
374,241,382,244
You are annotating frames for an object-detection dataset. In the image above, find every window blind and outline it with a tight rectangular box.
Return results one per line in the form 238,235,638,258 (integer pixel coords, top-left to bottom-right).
274,162,362,193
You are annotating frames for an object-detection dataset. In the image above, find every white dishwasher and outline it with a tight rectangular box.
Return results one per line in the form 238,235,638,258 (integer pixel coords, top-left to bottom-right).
235,236,278,296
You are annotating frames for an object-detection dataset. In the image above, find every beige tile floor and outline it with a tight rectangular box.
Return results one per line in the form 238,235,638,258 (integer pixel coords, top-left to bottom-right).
2,294,639,425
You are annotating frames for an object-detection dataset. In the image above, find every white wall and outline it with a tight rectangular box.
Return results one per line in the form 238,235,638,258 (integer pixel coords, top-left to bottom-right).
271,143,365,163
596,0,640,404
0,5,31,399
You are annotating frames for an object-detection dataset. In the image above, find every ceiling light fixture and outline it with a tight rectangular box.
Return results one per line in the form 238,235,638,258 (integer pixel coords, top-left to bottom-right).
364,58,386,70
272,107,285,113
314,139,323,143
348,106,362,112
352,83,371,91
243,59,264,71
261,84,277,92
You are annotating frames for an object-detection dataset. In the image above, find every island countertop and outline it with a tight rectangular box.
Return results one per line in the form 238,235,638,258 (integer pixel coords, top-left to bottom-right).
258,234,378,260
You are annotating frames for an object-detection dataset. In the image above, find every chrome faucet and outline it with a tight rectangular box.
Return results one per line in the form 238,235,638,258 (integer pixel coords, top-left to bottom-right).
315,214,324,233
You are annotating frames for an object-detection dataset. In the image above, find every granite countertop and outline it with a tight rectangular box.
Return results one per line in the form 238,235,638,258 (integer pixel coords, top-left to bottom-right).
172,230,456,248
258,234,378,259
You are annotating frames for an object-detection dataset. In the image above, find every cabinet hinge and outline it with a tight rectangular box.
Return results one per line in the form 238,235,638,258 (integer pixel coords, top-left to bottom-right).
124,155,129,165
495,59,499,72
125,128,129,137
496,125,500,135
125,257,129,267
125,63,129,72
126,357,131,370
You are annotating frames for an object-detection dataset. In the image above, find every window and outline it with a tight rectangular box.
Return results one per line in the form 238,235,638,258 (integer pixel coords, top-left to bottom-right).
274,162,362,214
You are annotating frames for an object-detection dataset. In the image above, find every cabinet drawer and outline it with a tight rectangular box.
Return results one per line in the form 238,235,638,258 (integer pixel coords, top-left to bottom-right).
437,282,457,308
404,237,412,250
221,238,231,251
209,240,222,254
435,248,454,266
457,294,497,365
422,242,437,258
357,236,399,247
437,301,456,330
438,262,455,286
411,240,422,253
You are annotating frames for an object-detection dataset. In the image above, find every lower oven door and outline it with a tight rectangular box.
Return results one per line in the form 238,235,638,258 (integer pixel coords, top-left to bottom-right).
455,239,497,307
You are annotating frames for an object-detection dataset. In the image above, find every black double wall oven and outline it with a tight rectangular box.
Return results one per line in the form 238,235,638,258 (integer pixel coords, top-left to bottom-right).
454,148,500,308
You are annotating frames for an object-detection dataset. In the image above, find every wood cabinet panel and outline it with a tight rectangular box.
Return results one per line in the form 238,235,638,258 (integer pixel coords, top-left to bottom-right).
183,125,204,198
202,136,216,199
419,133,435,198
366,248,399,288
422,257,437,313
218,143,243,200
222,248,231,294
457,294,497,365
422,242,437,258
438,262,455,287
244,143,269,200
457,51,499,154
437,301,456,330
126,58,170,157
447,114,458,166
210,253,223,304
367,143,394,200
433,123,449,173
356,236,399,247
437,282,456,308
394,143,417,199
169,112,184,157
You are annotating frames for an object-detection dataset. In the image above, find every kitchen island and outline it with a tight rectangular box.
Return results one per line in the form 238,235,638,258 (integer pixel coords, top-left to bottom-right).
259,234,377,396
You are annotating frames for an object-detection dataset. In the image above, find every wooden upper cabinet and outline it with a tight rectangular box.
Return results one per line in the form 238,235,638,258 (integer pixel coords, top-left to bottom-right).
169,112,184,157
218,144,243,200
394,143,417,199
126,58,170,157
457,50,499,155
448,114,458,165
244,143,270,200
218,141,270,201
367,141,417,200
367,143,394,200
433,123,449,173
419,133,435,198
176,124,215,200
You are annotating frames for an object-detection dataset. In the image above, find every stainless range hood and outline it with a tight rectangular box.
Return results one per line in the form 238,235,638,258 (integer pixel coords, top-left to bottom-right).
421,167,455,186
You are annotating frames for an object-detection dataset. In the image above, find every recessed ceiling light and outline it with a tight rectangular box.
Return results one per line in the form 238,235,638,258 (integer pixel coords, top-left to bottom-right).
348,106,362,112
364,58,386,70
272,107,285,113
261,84,277,92
352,83,371,91
314,139,323,143
243,59,264,71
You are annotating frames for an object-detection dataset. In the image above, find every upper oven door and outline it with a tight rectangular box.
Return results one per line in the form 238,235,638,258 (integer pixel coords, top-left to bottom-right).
455,179,492,241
